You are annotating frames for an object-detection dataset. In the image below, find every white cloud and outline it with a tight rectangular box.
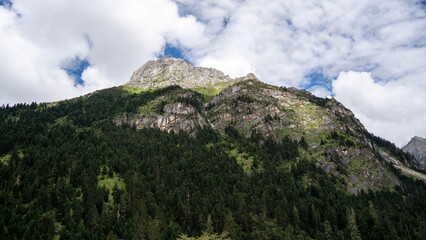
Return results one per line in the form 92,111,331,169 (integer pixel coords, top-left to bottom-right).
200,55,254,78
181,0,426,88
332,71,426,147
0,0,206,104
308,85,331,98
177,0,426,145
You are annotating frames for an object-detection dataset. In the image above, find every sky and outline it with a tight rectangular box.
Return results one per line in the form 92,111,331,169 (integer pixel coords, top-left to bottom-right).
0,0,425,147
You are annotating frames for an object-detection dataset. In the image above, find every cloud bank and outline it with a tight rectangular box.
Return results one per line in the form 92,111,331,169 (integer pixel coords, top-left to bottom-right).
1,0,425,146
333,71,426,147
0,0,206,104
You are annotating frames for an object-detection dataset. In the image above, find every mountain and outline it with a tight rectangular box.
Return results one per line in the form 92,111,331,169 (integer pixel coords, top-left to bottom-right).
403,136,426,169
119,58,422,193
1,57,425,240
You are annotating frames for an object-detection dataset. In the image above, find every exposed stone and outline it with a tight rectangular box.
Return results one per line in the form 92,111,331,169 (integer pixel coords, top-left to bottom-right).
402,136,426,169
164,102,197,115
127,57,237,89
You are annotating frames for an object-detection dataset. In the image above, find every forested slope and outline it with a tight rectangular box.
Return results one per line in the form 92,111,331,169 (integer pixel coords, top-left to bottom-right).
1,86,426,239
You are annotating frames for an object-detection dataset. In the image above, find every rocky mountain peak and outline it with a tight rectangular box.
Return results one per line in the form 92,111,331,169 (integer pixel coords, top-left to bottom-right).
403,136,426,168
126,57,240,89
413,136,426,141
238,73,259,81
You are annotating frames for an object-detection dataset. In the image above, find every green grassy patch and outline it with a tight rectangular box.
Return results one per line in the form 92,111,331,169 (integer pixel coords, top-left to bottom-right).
278,128,294,137
206,142,215,149
98,170,125,205
305,121,319,129
98,173,125,191
0,151,24,166
121,85,165,94
347,154,365,170
0,154,11,165
226,148,254,173
192,81,235,102
154,77,165,83
122,86,146,94
48,116,73,129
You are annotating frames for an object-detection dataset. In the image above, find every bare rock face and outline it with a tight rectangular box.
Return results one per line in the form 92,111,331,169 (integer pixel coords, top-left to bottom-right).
403,136,426,168
114,90,207,133
114,104,206,133
127,57,235,89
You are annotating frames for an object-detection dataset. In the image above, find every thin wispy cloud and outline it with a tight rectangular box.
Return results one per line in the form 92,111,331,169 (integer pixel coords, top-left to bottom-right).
0,0,425,146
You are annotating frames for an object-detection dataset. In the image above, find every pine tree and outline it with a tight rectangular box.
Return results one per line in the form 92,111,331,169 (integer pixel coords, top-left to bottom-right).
87,204,99,230
284,225,294,240
205,214,214,234
147,216,161,240
293,206,300,227
222,211,239,238
347,208,361,240
106,231,118,240
324,220,333,240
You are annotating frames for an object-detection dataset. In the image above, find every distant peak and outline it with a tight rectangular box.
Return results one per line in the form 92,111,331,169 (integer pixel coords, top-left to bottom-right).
241,73,259,81
151,57,187,64
413,136,426,141
133,57,192,77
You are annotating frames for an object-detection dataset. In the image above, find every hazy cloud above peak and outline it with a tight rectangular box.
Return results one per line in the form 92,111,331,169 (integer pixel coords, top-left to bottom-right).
1,0,425,146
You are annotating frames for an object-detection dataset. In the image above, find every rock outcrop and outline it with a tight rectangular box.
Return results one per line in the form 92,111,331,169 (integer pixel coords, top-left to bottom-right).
127,57,236,89
114,90,207,133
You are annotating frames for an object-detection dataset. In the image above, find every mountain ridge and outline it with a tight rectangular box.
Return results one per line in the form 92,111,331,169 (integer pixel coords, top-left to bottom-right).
116,57,422,194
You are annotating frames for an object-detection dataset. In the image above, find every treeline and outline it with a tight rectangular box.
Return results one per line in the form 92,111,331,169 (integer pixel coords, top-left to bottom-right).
0,87,425,239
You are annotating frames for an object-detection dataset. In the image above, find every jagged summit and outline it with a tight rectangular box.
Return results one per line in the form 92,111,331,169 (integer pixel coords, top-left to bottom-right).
403,136,426,168
127,57,251,89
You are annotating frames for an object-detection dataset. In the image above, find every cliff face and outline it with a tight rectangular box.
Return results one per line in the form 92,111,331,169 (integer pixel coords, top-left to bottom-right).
403,136,426,169
116,57,423,193
114,90,207,133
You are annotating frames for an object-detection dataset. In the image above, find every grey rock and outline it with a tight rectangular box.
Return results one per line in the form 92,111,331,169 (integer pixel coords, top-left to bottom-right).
402,136,426,169
349,174,360,185
127,57,238,89
164,102,197,115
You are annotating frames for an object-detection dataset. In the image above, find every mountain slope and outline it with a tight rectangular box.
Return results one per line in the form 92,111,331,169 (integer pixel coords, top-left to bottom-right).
118,58,421,194
0,58,425,240
403,136,426,169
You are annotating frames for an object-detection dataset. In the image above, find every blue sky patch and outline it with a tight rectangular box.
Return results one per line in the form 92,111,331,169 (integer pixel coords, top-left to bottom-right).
0,0,12,7
61,57,90,87
303,71,332,91
223,17,230,28
416,1,426,10
160,43,192,63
